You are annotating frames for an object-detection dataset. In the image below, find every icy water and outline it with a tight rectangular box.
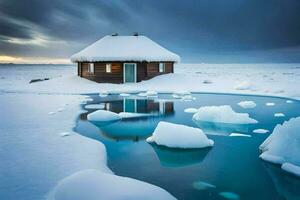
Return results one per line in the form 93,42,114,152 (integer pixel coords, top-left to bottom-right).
75,93,300,200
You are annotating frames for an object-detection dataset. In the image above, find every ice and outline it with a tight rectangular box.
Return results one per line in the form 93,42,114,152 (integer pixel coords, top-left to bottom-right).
229,133,251,137
274,113,285,117
286,100,293,103
237,101,256,109
253,129,269,134
87,110,121,124
266,102,275,106
85,104,105,110
234,81,251,90
192,181,216,190
219,192,240,200
192,105,258,124
184,108,198,113
138,90,158,97
281,163,300,177
48,169,176,200
119,93,131,97
146,121,214,149
118,112,155,119
259,117,300,177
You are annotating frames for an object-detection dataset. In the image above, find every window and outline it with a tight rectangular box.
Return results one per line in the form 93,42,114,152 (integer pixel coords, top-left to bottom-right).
106,63,112,73
159,63,165,73
88,63,94,74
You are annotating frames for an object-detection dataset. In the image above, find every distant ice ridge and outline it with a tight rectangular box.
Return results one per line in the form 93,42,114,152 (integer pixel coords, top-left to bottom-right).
47,169,176,200
237,101,256,109
192,105,258,124
146,121,214,149
259,117,300,177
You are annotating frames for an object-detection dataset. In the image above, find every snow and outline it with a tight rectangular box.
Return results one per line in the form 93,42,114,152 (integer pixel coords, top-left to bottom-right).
192,105,258,124
274,113,285,117
146,121,214,148
87,110,121,123
85,104,105,110
237,101,256,109
259,117,300,177
48,169,175,200
59,132,71,137
229,133,251,137
118,112,155,119
70,35,180,63
234,81,252,90
266,102,275,106
138,90,158,97
253,129,269,134
184,108,198,113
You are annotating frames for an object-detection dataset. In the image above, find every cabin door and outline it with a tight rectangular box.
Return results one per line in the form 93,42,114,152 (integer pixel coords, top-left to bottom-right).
123,63,137,83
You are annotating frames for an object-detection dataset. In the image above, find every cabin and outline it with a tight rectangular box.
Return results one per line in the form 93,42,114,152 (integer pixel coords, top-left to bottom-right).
70,34,180,83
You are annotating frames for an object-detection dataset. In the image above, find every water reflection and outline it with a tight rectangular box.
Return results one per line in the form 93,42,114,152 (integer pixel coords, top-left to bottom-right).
150,144,211,167
263,162,300,199
82,98,174,141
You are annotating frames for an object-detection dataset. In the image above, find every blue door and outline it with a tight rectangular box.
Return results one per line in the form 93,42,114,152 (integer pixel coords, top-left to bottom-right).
124,63,136,83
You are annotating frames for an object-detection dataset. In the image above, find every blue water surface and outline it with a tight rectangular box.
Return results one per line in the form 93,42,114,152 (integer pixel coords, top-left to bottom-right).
75,93,300,200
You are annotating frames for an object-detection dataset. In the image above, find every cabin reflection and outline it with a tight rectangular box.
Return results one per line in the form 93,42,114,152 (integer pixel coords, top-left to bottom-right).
82,98,174,141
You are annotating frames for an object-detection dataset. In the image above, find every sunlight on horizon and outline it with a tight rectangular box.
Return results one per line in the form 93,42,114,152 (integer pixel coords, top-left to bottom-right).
0,55,71,64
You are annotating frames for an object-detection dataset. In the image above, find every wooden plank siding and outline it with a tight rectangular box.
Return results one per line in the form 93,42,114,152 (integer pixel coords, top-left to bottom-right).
78,61,174,83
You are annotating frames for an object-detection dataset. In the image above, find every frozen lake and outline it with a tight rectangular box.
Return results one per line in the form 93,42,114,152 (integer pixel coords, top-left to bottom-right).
76,93,300,200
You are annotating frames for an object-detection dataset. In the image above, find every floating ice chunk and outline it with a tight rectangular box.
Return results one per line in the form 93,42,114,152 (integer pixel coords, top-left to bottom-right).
229,133,251,137
281,163,300,177
192,105,258,124
286,100,293,104
253,129,269,134
48,169,176,200
172,94,181,99
59,132,71,137
274,113,285,117
234,81,251,90
259,117,300,177
85,104,105,110
219,192,240,200
87,110,121,123
119,93,131,97
266,102,275,106
237,101,256,109
138,90,158,97
99,92,108,97
192,181,216,190
184,108,198,113
181,95,194,101
146,121,214,149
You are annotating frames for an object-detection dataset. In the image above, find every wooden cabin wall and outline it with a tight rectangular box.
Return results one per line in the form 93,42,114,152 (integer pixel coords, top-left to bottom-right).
77,61,174,83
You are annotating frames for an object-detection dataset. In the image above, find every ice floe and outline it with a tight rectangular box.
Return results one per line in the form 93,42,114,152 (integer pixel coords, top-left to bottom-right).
146,121,214,149
259,117,300,177
87,110,121,126
286,100,293,104
253,129,269,134
85,104,105,110
274,113,285,117
266,102,275,106
184,108,198,113
237,101,256,109
192,181,216,190
192,105,258,124
229,133,251,137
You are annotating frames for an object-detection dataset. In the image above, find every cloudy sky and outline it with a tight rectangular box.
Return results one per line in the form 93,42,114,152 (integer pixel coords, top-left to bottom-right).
0,0,300,63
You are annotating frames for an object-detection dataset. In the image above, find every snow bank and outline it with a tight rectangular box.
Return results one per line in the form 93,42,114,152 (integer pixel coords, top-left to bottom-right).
48,169,175,200
237,101,256,109
192,105,258,124
87,110,121,125
146,121,214,148
259,117,300,177
253,129,269,134
184,108,198,113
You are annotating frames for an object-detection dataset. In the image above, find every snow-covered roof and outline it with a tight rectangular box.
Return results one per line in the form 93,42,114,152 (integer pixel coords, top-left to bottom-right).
70,35,180,63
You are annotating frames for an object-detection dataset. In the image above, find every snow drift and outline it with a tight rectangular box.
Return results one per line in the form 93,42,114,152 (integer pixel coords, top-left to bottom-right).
192,105,258,124
146,121,214,148
259,117,300,177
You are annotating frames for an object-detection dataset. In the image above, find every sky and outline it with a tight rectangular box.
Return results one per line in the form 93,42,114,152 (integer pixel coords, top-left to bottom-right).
0,0,300,64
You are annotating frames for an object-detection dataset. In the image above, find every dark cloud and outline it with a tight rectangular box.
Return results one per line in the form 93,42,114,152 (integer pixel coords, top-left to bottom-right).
0,0,300,62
